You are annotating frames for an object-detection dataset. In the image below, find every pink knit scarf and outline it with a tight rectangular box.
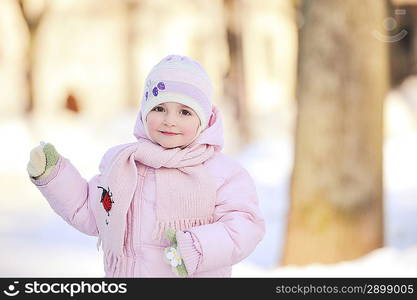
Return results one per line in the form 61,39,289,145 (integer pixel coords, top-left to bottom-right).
100,138,217,263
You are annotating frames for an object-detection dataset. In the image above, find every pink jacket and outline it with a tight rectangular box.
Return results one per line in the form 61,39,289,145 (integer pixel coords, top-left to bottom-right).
30,108,265,277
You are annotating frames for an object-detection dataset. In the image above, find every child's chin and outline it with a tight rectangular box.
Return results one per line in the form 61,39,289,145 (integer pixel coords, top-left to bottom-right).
159,141,185,149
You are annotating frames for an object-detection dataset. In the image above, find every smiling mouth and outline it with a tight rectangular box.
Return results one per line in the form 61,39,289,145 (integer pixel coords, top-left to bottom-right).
159,131,180,136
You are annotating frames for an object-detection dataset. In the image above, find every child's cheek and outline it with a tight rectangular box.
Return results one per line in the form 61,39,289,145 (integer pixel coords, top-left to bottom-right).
182,123,199,138
147,118,160,131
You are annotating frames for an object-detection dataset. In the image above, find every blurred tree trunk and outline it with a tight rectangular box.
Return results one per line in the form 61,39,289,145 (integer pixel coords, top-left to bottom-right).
17,0,49,114
282,0,389,265
223,0,250,145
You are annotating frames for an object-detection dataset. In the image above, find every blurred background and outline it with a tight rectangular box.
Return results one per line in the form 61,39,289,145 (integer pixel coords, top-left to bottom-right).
1,0,417,277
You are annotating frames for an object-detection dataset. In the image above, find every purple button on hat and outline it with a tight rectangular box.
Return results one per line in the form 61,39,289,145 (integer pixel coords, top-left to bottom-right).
152,87,158,97
157,82,165,90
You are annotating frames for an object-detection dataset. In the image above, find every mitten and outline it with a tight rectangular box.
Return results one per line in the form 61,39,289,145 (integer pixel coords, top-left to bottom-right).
163,228,188,277
27,142,60,180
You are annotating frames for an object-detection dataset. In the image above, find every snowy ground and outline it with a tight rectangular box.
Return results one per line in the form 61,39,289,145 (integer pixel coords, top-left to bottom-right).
234,133,417,277
1,97,417,278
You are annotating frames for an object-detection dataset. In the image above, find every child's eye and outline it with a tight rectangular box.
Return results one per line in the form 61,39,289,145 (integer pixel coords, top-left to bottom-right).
181,109,191,116
152,106,164,112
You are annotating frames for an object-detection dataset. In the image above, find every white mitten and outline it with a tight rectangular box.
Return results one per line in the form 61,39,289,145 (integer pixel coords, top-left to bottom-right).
27,142,60,179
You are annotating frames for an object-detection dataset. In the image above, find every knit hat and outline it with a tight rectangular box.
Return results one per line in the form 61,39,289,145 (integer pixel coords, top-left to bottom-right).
140,55,213,141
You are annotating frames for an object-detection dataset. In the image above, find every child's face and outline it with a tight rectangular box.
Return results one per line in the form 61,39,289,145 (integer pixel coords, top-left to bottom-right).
146,102,201,149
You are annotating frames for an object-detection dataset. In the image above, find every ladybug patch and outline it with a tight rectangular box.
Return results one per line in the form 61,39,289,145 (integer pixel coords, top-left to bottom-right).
97,186,114,225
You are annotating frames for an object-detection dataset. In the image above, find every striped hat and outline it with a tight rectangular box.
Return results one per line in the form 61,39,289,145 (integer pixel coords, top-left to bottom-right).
140,55,213,139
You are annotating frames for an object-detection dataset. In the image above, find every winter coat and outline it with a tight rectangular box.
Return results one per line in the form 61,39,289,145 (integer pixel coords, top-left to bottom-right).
30,108,265,277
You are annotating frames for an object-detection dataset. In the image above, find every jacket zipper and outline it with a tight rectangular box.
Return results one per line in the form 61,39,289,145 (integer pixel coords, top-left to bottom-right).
130,165,147,276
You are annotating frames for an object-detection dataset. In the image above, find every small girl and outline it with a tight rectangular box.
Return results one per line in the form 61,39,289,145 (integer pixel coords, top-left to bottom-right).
27,55,265,277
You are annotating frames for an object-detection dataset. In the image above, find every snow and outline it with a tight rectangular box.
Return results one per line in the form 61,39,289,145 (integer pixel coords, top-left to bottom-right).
1,92,417,278
232,134,417,277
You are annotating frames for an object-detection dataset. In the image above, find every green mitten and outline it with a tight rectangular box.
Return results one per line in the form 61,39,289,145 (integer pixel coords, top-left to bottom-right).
163,228,188,277
27,142,60,179
43,143,59,170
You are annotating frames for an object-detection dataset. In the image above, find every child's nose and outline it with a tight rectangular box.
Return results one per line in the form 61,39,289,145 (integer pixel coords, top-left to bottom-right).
163,111,178,125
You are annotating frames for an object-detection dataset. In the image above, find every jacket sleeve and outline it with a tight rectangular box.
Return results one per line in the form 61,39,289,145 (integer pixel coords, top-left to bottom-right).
182,167,265,273
30,156,99,237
